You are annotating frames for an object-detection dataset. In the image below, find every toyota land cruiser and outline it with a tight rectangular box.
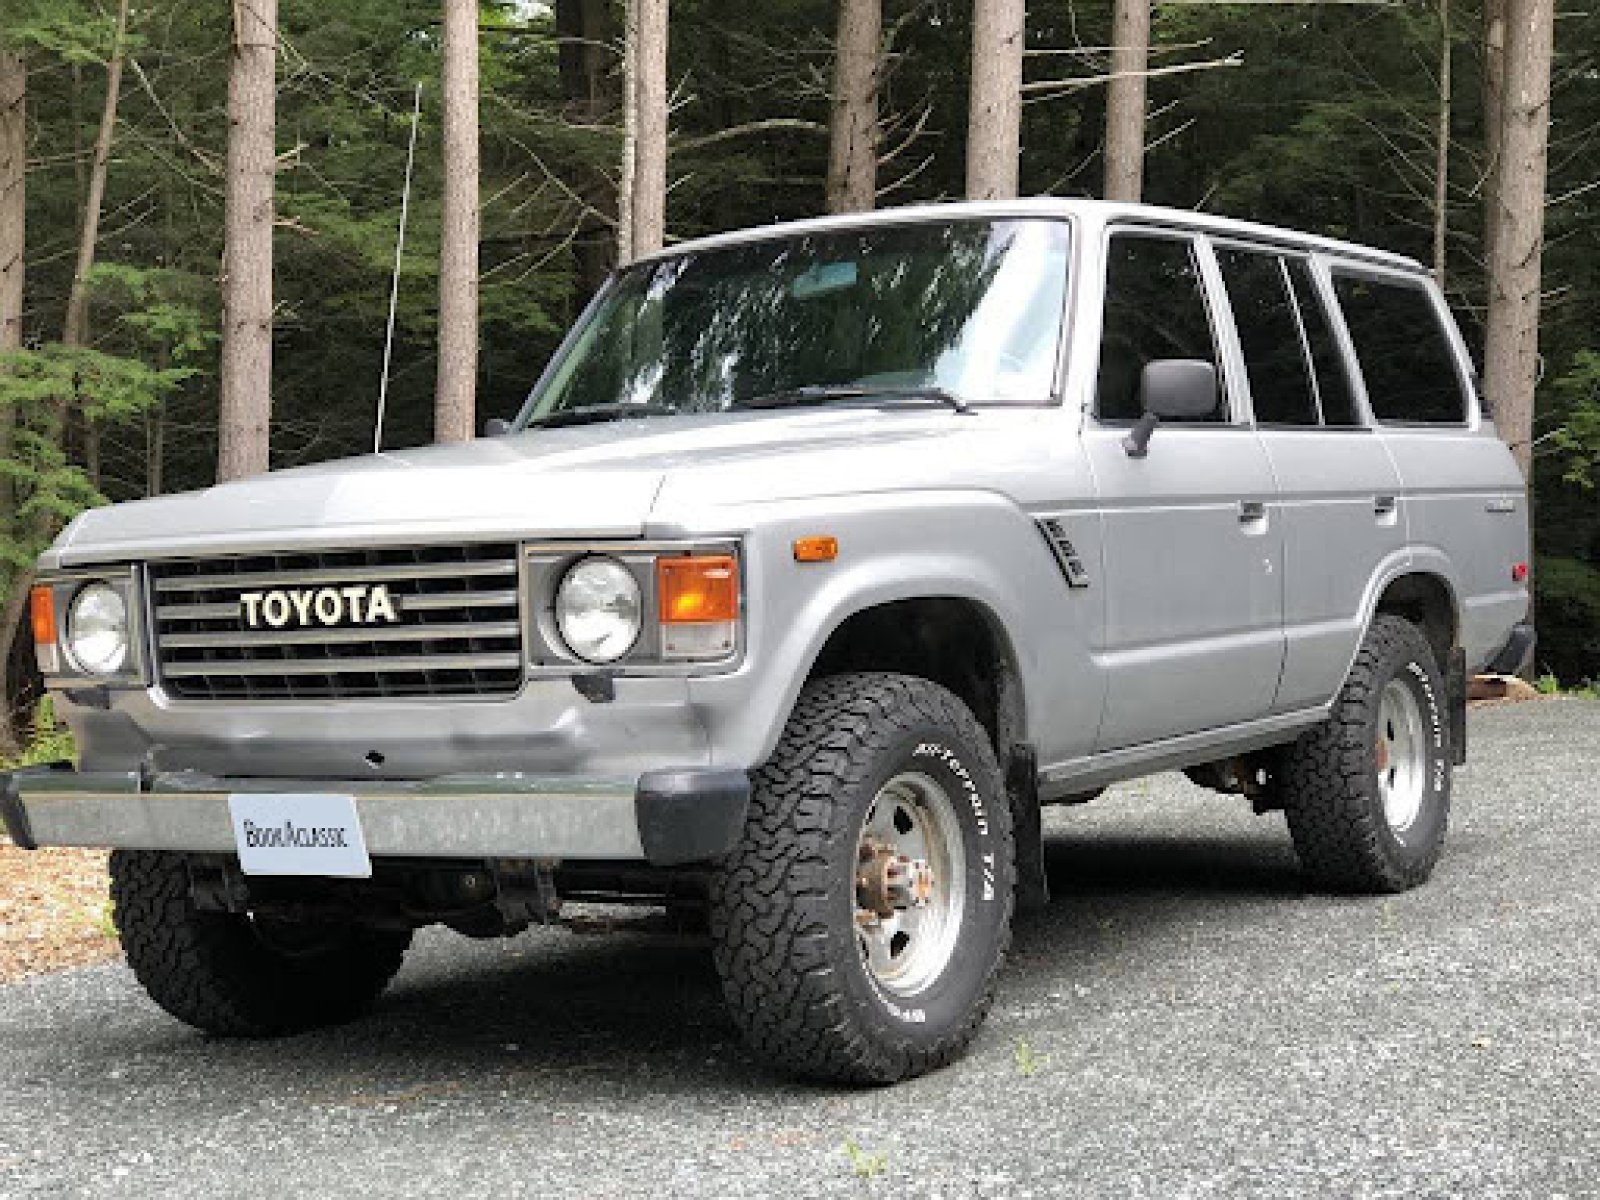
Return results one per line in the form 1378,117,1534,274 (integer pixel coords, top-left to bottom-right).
2,200,1533,1083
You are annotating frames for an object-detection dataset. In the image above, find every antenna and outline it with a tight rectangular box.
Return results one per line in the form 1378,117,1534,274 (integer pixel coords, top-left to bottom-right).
374,82,423,455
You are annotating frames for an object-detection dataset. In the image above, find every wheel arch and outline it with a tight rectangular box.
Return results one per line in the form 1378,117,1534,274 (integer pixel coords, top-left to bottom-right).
1370,567,1460,672
807,594,1028,762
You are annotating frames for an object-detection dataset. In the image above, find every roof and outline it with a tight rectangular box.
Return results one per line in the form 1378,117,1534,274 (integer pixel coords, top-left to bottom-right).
633,197,1427,275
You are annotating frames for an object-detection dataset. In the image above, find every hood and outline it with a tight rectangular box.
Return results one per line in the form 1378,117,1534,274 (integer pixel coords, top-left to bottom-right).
51,407,1036,565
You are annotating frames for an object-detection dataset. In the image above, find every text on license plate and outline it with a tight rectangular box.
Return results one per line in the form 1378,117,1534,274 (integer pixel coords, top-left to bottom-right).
227,793,373,878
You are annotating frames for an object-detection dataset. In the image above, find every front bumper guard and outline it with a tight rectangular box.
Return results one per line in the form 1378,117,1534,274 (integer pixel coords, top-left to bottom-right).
0,765,750,868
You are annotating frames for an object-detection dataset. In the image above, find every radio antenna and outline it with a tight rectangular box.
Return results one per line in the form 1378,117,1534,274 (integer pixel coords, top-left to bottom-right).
374,81,423,455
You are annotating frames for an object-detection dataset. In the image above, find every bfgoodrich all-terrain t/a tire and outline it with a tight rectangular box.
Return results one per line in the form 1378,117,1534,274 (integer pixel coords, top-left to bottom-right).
1277,615,1453,894
709,672,1015,1085
110,849,411,1037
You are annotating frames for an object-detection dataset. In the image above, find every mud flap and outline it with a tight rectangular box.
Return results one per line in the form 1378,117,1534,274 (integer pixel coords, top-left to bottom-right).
1448,647,1467,766
1007,744,1049,912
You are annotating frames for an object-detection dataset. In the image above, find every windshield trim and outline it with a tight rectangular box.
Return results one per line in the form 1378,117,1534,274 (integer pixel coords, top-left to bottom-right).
511,214,1075,431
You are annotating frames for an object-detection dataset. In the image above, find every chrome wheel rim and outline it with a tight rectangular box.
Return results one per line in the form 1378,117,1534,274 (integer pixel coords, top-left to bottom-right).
854,771,966,998
1376,680,1427,834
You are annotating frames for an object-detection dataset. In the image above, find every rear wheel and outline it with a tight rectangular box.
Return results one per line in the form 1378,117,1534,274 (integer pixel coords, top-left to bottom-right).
1277,615,1452,892
709,672,1015,1084
110,850,411,1036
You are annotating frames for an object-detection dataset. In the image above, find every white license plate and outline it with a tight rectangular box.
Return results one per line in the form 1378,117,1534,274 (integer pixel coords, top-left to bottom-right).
227,793,373,878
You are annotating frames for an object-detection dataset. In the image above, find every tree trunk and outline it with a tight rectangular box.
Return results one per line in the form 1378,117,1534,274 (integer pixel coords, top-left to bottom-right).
1432,0,1451,284
0,49,24,755
965,0,1024,200
435,0,479,445
630,0,669,257
216,0,277,482
0,49,23,522
826,0,880,213
1481,0,1553,484
1104,0,1150,202
617,0,638,264
1482,0,1506,275
62,0,128,349
556,0,618,297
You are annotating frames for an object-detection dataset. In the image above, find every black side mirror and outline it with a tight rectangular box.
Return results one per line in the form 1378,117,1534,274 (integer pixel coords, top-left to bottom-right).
483,417,512,438
1122,359,1218,458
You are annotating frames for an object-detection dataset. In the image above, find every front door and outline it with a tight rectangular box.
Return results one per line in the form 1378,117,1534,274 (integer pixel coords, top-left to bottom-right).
1086,230,1285,752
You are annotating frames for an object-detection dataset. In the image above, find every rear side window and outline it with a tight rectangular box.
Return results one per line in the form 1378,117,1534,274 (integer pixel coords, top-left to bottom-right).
1096,234,1224,422
1286,261,1363,427
1333,273,1467,424
1216,247,1319,426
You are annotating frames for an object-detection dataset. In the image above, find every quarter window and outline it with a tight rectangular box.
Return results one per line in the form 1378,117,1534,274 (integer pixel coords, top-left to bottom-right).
1333,273,1467,424
1216,247,1319,426
1096,234,1224,422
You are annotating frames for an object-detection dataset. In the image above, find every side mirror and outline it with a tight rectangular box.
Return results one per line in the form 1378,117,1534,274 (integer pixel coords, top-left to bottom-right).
1123,359,1218,458
483,417,513,438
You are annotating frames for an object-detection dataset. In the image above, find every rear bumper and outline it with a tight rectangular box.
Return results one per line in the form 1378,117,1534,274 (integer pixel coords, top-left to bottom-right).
0,765,749,867
1484,622,1536,676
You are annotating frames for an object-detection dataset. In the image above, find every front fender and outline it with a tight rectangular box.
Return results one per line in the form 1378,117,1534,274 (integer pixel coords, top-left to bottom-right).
684,490,1103,769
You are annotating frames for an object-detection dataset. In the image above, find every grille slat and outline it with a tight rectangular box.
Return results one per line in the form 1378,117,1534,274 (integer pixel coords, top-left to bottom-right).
149,544,525,701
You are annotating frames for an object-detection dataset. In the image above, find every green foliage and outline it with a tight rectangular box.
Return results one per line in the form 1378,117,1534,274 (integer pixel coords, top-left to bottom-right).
1535,557,1600,687
841,1139,887,1180
0,696,76,769
1548,352,1600,489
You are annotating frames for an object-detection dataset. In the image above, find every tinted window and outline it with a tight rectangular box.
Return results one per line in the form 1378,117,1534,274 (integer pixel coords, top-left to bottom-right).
1096,235,1223,422
1333,273,1466,423
1287,261,1362,426
1217,247,1319,426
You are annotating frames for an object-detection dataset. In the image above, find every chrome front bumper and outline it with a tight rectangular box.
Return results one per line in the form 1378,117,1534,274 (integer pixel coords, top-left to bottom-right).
1,765,750,867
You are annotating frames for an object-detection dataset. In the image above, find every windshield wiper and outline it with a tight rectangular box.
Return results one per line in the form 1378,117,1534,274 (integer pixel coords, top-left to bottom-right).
732,384,971,414
522,402,680,430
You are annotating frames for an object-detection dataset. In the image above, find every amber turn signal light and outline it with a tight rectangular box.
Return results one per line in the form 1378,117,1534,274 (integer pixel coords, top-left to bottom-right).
793,536,838,563
657,555,739,624
29,586,57,645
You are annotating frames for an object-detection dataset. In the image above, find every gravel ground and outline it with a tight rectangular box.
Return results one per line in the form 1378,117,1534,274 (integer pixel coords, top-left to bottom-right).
0,699,1595,1199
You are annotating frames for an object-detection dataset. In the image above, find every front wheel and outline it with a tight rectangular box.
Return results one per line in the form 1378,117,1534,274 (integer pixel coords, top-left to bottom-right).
1277,615,1452,893
110,850,412,1037
709,672,1015,1084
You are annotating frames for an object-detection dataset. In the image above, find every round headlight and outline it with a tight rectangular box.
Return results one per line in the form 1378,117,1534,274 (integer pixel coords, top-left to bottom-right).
67,583,129,676
555,557,642,664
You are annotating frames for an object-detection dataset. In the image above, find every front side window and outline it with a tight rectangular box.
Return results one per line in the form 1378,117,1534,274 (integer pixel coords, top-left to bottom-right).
1333,272,1467,424
1095,234,1224,422
1216,246,1320,426
518,219,1070,423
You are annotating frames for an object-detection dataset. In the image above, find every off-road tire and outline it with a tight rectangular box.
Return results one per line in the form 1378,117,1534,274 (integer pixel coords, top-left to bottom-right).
109,850,411,1036
709,672,1015,1084
1278,616,1452,893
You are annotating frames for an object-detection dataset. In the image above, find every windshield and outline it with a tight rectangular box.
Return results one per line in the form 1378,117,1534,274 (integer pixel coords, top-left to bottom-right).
515,218,1070,426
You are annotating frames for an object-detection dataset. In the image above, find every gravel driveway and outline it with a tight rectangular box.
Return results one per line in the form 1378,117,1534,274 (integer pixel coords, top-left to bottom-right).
1,700,1595,1199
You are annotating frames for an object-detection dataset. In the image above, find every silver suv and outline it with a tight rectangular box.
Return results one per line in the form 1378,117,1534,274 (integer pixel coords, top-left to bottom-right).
4,200,1532,1083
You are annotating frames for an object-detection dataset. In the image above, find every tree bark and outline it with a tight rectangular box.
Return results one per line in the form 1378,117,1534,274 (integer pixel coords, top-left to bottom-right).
1482,0,1506,274
0,49,24,752
217,0,277,482
629,0,669,257
617,0,638,265
826,0,880,213
1481,0,1553,484
965,0,1024,200
1104,0,1150,202
1432,0,1451,284
0,49,23,530
435,0,479,444
62,0,128,349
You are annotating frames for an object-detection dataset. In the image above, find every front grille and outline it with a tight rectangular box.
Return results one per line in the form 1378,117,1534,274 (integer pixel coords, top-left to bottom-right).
149,544,524,700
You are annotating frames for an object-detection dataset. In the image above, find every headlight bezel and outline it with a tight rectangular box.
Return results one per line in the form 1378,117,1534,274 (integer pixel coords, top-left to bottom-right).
32,567,146,687
525,539,743,675
65,581,132,677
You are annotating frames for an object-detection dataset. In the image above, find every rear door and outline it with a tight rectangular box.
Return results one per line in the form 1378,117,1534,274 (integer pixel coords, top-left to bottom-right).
1085,229,1284,751
1209,242,1407,712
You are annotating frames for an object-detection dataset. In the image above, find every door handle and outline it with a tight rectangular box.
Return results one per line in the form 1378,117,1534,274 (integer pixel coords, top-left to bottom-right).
1238,500,1267,524
1374,495,1398,519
